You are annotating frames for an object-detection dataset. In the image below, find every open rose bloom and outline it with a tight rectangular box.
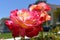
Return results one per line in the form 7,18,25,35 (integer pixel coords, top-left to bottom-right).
5,2,51,38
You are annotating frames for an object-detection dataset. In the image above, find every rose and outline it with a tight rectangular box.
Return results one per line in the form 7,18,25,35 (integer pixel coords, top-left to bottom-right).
5,2,51,38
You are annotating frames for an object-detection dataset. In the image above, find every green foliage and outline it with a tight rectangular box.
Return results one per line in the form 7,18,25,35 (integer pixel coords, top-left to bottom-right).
53,8,60,17
0,33,12,39
55,8,60,13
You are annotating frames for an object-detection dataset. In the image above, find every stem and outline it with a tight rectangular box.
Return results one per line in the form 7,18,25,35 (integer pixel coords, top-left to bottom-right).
30,37,35,40
46,21,48,27
56,27,57,35
41,31,44,40
21,37,25,40
14,37,15,40
39,31,44,40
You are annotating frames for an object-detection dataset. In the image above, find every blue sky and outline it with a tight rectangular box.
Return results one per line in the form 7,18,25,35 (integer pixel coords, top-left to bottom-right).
0,0,60,19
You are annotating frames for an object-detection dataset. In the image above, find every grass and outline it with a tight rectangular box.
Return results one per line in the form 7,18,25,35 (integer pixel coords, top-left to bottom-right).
0,32,12,39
